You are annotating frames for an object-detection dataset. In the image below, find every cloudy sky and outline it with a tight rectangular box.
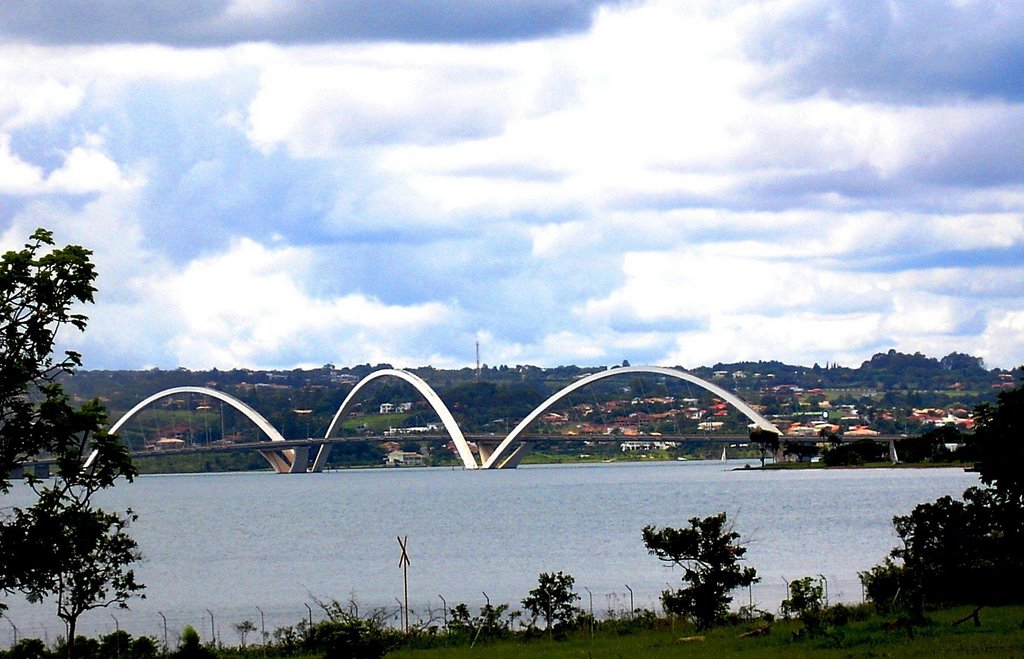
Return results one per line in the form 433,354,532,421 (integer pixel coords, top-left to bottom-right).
1,1,1022,371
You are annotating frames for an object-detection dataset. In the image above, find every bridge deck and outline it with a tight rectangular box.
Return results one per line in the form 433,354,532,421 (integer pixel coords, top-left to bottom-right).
24,433,904,465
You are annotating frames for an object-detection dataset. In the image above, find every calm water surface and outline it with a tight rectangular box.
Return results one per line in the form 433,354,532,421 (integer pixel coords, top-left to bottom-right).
2,461,978,644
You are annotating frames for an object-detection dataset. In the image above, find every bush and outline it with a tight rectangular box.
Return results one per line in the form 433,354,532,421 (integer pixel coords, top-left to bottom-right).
781,577,825,636
304,599,402,659
4,638,47,659
172,625,215,659
444,601,516,644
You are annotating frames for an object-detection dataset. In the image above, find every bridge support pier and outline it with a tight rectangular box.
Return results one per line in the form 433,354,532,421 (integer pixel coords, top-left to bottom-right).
258,447,316,474
311,444,331,473
477,442,497,465
498,443,532,469
288,447,310,473
260,449,295,474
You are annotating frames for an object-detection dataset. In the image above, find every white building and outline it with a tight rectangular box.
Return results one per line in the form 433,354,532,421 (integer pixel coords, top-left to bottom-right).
385,450,425,467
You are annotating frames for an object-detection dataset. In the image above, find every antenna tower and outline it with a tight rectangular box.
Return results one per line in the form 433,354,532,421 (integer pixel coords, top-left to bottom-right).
475,340,480,381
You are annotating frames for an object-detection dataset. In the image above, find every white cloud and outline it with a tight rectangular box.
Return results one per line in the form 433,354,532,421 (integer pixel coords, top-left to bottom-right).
980,311,1024,368
44,137,143,194
142,238,455,368
245,44,523,157
0,75,84,131
0,135,43,193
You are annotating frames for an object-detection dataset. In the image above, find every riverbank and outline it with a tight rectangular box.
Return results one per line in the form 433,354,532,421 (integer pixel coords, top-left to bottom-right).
752,460,970,471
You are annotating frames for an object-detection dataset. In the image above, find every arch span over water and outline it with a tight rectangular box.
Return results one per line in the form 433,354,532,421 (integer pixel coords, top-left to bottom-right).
107,386,304,473
94,367,777,473
482,365,782,469
319,369,478,470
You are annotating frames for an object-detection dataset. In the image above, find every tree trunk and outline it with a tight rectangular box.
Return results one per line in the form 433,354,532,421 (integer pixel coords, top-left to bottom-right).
66,617,76,659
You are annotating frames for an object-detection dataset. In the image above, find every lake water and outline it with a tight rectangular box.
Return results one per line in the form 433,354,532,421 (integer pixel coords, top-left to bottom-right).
1,461,978,646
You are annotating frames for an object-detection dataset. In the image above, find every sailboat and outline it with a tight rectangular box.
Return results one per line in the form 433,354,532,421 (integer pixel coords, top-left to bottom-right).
720,446,727,462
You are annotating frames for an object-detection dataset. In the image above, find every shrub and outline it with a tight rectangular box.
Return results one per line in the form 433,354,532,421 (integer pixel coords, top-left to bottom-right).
781,577,825,636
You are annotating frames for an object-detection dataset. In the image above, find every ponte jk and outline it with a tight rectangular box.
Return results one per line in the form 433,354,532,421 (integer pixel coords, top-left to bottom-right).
89,366,782,473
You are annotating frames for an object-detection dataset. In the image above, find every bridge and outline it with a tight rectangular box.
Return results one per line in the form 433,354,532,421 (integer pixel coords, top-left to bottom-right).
78,366,783,473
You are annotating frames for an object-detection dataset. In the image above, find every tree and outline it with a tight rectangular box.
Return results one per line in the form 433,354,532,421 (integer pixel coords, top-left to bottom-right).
521,571,581,635
822,439,883,466
783,440,819,463
642,512,758,629
967,383,1024,503
861,380,1024,614
0,229,142,657
0,230,96,489
232,620,256,648
749,428,779,467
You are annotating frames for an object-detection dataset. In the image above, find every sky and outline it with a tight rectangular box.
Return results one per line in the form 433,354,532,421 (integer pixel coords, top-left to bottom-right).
1,0,1022,371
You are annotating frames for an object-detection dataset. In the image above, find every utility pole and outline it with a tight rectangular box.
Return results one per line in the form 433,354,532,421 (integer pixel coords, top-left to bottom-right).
111,614,120,659
398,536,411,633
206,609,216,647
584,586,594,641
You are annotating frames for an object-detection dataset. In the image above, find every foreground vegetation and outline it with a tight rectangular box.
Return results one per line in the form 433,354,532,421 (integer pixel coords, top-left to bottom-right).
5,603,1023,658
386,605,1024,658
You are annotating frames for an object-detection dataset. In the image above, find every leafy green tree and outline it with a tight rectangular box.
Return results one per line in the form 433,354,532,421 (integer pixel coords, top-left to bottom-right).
822,439,883,466
642,512,758,629
783,440,819,462
781,577,825,635
968,383,1024,502
0,229,142,658
862,380,1024,614
895,425,960,463
521,571,581,635
749,429,779,467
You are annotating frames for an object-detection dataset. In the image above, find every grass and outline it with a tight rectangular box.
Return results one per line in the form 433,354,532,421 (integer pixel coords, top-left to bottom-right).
341,413,412,433
385,605,1024,658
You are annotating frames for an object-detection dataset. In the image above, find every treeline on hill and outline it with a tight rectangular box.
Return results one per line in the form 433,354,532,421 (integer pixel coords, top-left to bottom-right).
59,351,1017,429
48,351,1020,471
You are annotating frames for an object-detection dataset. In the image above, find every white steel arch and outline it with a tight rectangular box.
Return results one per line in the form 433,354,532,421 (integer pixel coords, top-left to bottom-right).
482,366,782,469
105,386,303,473
318,368,478,470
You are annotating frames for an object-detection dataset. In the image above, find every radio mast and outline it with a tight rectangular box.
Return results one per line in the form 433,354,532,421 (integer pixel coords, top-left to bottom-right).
475,340,480,381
